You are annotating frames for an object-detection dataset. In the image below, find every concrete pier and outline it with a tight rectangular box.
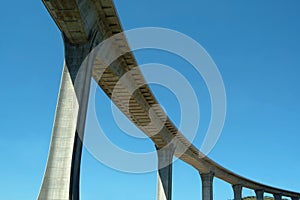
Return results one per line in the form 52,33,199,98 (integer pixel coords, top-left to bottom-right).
38,0,107,198
232,184,242,200
200,172,214,200
156,145,175,200
273,194,282,200
255,190,264,200
38,37,94,200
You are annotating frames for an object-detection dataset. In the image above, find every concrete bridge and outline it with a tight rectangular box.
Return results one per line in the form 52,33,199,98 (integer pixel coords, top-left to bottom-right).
38,0,300,200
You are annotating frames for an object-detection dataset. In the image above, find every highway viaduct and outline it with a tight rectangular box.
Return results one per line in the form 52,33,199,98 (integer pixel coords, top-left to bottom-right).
38,0,300,200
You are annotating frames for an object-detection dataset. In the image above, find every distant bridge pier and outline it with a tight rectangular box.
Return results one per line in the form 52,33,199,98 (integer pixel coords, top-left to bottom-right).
200,172,214,200
273,193,282,200
156,145,175,200
255,189,265,200
232,184,243,200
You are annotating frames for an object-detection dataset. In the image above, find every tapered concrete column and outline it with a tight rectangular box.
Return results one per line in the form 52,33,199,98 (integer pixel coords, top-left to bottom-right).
232,184,242,200
273,194,282,200
38,37,94,200
156,144,175,200
255,189,264,200
200,172,214,200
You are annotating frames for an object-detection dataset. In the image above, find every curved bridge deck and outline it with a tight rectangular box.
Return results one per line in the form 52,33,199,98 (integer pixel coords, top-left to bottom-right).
39,0,300,199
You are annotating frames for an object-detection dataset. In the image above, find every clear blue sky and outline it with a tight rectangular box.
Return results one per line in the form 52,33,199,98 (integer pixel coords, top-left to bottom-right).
1,0,300,199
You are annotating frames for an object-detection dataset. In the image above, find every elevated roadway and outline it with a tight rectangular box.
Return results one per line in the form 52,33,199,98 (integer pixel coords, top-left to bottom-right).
39,0,300,199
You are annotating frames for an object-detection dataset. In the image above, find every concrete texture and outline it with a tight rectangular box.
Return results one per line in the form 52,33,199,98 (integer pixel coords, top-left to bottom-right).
273,194,282,200
38,63,79,200
232,184,243,200
156,145,175,200
38,0,107,199
255,190,265,200
200,172,214,200
38,38,94,199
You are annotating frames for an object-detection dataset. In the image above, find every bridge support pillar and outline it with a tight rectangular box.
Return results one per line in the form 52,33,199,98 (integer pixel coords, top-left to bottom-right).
232,184,243,200
200,172,214,200
156,144,175,200
255,189,264,200
274,194,282,200
38,37,94,200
